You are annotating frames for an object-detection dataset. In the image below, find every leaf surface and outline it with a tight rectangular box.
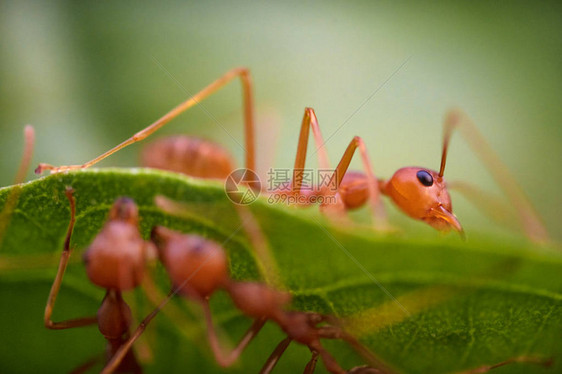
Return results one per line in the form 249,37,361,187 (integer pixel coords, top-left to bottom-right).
0,169,560,374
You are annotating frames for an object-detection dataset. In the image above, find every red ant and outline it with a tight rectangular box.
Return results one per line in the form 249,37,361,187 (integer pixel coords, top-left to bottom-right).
100,222,554,374
44,188,155,373
100,225,393,374
35,68,549,242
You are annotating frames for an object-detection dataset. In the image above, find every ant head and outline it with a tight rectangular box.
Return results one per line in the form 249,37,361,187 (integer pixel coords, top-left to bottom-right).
83,199,147,291
151,226,228,298
227,282,291,320
109,197,139,224
384,167,462,233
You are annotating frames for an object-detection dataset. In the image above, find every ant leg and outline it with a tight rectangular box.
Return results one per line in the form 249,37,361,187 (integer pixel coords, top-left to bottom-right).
259,336,293,374
201,299,267,367
44,187,97,329
446,181,519,231
291,107,331,193
233,204,280,287
327,136,388,230
101,268,208,374
303,351,320,374
286,108,348,217
99,290,170,374
69,354,103,374
317,326,395,374
347,366,383,374
123,292,153,364
14,125,35,184
440,109,549,243
36,67,256,174
308,341,346,374
140,261,201,339
0,125,36,247
453,355,552,374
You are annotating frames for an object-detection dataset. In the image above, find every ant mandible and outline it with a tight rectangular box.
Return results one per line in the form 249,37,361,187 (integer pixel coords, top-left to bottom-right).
44,188,155,373
34,68,549,242
100,225,393,374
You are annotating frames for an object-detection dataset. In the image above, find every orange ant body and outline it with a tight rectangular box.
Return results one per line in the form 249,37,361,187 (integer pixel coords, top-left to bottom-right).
35,68,549,241
100,225,390,374
44,189,154,373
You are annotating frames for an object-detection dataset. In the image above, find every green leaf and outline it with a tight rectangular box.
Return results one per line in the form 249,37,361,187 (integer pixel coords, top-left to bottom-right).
0,169,560,374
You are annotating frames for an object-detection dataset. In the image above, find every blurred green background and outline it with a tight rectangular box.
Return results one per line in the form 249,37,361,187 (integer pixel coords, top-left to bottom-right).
1,0,561,242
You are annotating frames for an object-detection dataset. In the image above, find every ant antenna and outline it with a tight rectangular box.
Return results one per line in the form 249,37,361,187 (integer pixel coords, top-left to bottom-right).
14,125,35,184
439,117,453,178
441,109,549,243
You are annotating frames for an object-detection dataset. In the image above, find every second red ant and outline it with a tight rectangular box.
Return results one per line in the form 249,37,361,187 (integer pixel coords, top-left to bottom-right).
43,188,387,373
101,224,392,374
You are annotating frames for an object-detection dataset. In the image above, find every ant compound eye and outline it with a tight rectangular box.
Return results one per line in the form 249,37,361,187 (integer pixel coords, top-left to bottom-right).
416,170,433,187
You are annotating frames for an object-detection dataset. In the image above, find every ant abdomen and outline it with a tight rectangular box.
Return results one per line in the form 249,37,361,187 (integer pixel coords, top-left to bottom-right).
141,135,235,179
151,226,228,298
83,200,147,291
226,282,291,319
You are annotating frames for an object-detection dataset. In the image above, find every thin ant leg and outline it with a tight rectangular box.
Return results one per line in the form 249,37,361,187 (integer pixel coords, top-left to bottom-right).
309,340,346,374
0,125,36,247
100,290,169,374
291,107,332,194
14,125,35,184
261,321,346,374
69,354,103,374
303,351,320,374
140,262,200,338
36,67,256,174
259,336,293,374
201,298,267,367
328,136,388,230
123,291,154,363
441,109,549,243
44,187,97,329
446,181,518,230
233,204,280,287
100,290,266,373
453,355,553,374
317,326,395,374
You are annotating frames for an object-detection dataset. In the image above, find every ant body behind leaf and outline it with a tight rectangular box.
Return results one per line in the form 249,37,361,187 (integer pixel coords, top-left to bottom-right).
44,189,155,373
35,68,549,242
101,226,392,374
